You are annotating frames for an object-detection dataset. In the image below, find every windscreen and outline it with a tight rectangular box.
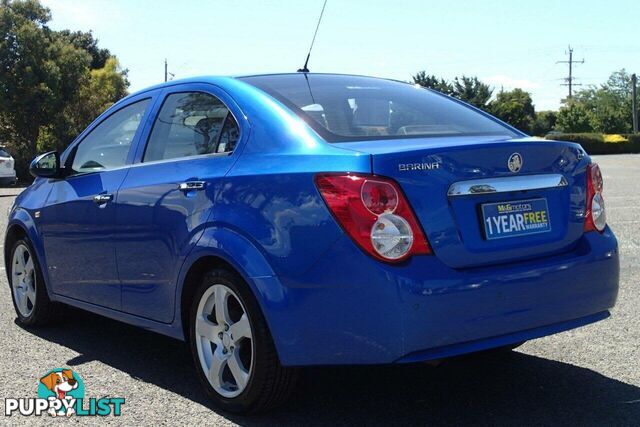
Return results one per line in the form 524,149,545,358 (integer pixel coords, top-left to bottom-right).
240,74,519,142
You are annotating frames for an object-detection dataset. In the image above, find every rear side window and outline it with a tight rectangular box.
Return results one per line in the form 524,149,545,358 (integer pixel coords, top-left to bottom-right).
72,99,150,173
143,92,239,162
240,74,518,142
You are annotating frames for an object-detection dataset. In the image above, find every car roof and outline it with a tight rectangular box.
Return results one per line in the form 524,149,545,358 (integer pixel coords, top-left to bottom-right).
235,72,409,85
122,73,411,100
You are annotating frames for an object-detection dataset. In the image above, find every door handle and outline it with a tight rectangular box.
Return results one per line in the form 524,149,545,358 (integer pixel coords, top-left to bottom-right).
178,181,206,191
93,194,113,204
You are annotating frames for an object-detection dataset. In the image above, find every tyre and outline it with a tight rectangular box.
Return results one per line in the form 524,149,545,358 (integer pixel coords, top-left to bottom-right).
8,238,54,326
189,268,298,413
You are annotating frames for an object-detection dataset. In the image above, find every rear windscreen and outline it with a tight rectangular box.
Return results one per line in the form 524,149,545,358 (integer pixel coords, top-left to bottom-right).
240,74,519,142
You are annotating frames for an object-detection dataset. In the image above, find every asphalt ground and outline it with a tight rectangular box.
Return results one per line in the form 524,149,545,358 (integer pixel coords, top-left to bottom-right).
0,154,638,426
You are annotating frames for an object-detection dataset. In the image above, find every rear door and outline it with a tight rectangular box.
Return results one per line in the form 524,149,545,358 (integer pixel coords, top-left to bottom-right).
40,97,153,308
340,136,588,268
115,84,246,322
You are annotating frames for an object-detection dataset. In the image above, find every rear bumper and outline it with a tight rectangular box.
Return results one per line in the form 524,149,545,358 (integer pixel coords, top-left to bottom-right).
264,227,619,366
396,310,609,363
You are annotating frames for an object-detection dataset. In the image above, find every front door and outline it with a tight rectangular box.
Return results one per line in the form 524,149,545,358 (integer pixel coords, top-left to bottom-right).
40,98,152,309
115,86,243,322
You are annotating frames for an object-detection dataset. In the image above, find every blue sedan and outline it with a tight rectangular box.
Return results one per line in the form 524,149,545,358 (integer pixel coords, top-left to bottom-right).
5,73,619,413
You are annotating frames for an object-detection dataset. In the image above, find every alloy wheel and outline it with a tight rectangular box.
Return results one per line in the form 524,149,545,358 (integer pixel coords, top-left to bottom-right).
195,284,254,398
12,243,36,317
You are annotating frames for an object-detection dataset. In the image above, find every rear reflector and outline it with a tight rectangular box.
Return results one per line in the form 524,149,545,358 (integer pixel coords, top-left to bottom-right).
315,173,431,262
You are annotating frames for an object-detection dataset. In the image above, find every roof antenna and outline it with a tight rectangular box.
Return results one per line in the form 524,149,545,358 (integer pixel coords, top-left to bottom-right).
297,0,328,73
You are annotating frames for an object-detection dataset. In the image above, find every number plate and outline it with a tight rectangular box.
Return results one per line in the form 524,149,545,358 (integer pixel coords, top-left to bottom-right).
481,198,551,240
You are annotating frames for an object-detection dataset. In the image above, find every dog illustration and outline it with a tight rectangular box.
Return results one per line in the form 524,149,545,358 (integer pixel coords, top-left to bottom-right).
40,370,78,417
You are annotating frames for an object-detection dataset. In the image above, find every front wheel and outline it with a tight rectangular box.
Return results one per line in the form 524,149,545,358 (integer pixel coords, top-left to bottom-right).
8,238,54,326
189,268,298,413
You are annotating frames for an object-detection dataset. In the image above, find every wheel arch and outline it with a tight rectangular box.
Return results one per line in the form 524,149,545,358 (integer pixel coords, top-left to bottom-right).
4,211,53,299
4,222,27,272
179,254,236,339
175,226,283,344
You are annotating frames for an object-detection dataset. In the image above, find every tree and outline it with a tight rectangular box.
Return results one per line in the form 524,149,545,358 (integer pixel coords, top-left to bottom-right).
488,88,535,133
452,76,493,109
531,110,557,136
37,56,130,153
556,102,594,133
568,69,633,133
59,29,112,70
0,0,90,176
0,0,129,178
412,71,493,109
412,70,453,95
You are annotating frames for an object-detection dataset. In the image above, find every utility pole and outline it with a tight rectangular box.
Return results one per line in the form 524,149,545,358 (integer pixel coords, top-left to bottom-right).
163,59,175,82
557,46,584,99
633,73,638,134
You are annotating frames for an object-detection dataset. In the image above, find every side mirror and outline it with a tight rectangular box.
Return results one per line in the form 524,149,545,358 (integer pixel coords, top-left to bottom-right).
29,151,61,178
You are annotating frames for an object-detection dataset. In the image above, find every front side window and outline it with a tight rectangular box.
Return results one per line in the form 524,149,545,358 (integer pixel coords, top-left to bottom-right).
143,92,239,162
240,74,519,142
71,99,150,173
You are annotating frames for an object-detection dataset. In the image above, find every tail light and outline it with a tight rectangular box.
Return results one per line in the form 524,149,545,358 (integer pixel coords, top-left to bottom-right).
584,163,606,233
315,173,431,262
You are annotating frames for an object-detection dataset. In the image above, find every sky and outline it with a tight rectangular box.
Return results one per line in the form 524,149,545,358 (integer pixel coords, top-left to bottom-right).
40,0,640,111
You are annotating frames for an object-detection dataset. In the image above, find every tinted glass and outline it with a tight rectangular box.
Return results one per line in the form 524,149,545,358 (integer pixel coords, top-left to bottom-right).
0,148,10,157
71,99,150,173
240,74,518,142
143,92,238,162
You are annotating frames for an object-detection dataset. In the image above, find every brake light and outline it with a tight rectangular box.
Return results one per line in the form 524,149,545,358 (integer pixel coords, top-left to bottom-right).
315,173,431,262
584,163,606,233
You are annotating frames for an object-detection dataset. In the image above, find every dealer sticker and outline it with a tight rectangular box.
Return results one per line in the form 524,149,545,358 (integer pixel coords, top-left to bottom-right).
481,198,551,240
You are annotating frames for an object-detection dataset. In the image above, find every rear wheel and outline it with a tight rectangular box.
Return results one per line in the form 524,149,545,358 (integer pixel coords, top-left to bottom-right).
189,268,298,413
8,239,54,326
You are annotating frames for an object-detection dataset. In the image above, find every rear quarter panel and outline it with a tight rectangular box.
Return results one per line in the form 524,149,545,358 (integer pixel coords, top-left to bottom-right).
208,78,371,278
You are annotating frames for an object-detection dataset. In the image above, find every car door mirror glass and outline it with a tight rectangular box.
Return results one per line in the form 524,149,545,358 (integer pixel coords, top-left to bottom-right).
29,151,60,178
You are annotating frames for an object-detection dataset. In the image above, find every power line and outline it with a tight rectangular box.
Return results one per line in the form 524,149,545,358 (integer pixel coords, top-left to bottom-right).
556,45,584,99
